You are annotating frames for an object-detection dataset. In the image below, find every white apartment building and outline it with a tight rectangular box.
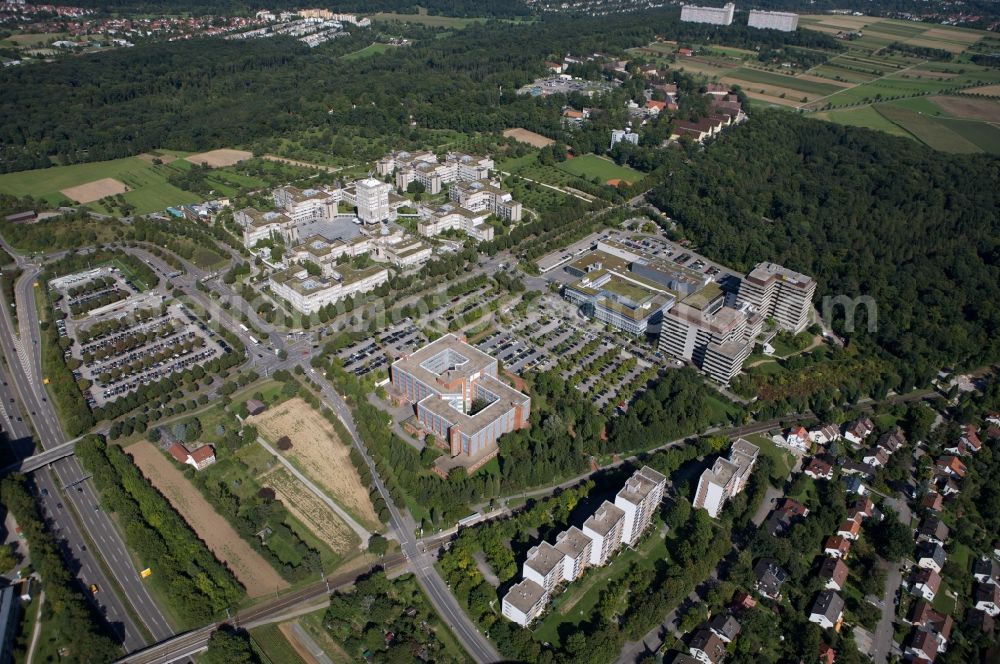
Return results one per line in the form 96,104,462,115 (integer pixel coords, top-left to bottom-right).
582,501,626,566
680,2,735,25
273,186,338,223
235,208,296,246
269,263,388,314
614,466,667,547
417,203,494,242
523,542,567,595
693,438,759,518
554,527,593,582
378,150,493,194
452,152,494,182
611,129,639,148
747,9,798,31
448,179,522,222
502,579,548,627
737,262,816,334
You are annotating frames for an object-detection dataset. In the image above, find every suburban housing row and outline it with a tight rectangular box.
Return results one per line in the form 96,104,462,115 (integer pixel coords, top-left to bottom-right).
502,466,667,627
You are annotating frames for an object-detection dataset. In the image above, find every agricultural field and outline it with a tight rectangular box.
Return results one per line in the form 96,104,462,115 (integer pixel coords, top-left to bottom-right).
815,95,1000,154
556,154,643,185
247,397,381,531
250,623,308,664
127,440,290,597
0,154,194,213
260,467,360,559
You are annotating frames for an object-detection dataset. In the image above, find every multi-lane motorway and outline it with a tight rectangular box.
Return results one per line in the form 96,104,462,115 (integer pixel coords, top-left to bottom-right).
0,245,174,651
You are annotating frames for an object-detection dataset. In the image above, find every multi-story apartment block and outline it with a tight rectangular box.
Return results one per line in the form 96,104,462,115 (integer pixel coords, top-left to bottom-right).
523,542,567,595
451,152,494,182
272,186,338,223
390,334,531,463
582,501,626,566
693,438,760,518
376,150,438,177
417,203,495,242
268,263,388,314
737,262,816,334
680,2,735,25
502,578,549,627
747,9,798,31
378,150,493,194
615,466,667,546
610,129,639,148
236,208,296,246
554,527,593,582
448,180,523,222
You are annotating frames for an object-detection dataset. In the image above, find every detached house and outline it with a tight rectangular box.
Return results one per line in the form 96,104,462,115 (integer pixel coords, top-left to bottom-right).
753,558,788,600
935,455,967,480
688,628,727,664
916,542,946,574
918,517,950,547
837,519,861,541
819,557,850,592
844,416,874,446
975,584,1000,617
808,590,845,631
824,535,852,560
168,443,216,471
804,457,833,480
809,424,840,446
973,557,1000,586
912,568,942,602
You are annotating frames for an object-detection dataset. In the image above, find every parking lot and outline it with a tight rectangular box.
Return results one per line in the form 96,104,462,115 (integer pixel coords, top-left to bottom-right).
50,266,144,320
63,302,228,407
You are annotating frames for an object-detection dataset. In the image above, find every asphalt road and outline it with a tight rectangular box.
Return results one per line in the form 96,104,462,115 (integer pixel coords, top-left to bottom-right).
0,243,174,648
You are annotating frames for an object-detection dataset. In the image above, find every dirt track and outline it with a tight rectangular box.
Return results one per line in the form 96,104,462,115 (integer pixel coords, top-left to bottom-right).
127,441,288,597
61,178,128,203
185,148,252,167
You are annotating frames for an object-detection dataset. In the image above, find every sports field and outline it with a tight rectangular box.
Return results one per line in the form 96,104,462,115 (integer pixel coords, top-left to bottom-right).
0,154,195,214
557,154,643,185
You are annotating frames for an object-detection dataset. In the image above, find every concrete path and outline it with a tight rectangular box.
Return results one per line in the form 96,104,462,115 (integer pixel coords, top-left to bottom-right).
256,437,372,545
287,622,334,664
25,589,44,664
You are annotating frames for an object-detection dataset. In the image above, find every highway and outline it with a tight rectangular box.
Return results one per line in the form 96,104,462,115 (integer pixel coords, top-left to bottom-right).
0,242,175,649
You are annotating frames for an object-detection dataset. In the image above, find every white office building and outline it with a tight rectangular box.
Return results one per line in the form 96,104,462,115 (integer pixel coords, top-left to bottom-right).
351,178,393,224
448,179,523,222
747,9,798,31
417,203,495,242
737,262,816,334
269,264,388,314
680,2,736,25
273,186,338,223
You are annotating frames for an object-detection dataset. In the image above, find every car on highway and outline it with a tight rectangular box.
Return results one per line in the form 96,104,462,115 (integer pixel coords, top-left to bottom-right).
89,583,99,594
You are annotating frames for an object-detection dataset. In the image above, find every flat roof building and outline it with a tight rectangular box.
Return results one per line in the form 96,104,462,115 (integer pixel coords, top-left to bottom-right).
748,9,798,31
448,179,522,222
501,578,548,627
417,202,494,242
269,263,388,315
524,542,567,595
615,466,667,546
555,527,594,582
694,438,759,518
738,262,816,334
582,500,626,566
681,2,735,25
390,334,530,464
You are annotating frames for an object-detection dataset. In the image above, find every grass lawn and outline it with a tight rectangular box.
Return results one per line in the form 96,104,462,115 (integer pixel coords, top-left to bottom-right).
299,611,353,663
729,67,844,96
705,394,740,424
745,433,795,481
372,10,485,28
815,106,913,138
556,154,643,184
250,624,308,664
789,476,817,504
341,42,394,60
0,156,197,214
533,530,667,643
874,105,982,153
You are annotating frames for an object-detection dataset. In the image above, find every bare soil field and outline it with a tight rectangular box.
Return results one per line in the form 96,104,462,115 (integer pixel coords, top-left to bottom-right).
185,148,252,167
127,441,288,597
248,398,380,529
742,90,804,107
137,153,177,164
503,128,555,148
60,177,128,203
961,84,1000,96
922,27,980,44
903,37,967,54
721,77,820,103
260,467,359,555
931,95,1000,122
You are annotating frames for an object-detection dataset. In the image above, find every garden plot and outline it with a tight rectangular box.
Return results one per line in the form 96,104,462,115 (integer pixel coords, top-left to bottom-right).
260,467,359,556
248,398,380,530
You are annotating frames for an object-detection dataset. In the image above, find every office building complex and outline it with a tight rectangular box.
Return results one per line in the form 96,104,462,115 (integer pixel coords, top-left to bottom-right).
501,467,665,627
693,438,760,518
390,334,531,465
747,9,798,31
236,208,295,246
417,203,495,242
737,262,816,333
680,2,735,25
349,177,394,224
269,263,388,315
272,186,338,223
378,150,493,195
615,466,667,546
448,179,523,222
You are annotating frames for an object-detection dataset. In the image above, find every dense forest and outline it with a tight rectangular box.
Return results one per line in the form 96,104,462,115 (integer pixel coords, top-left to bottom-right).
0,9,837,172
648,111,1000,385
